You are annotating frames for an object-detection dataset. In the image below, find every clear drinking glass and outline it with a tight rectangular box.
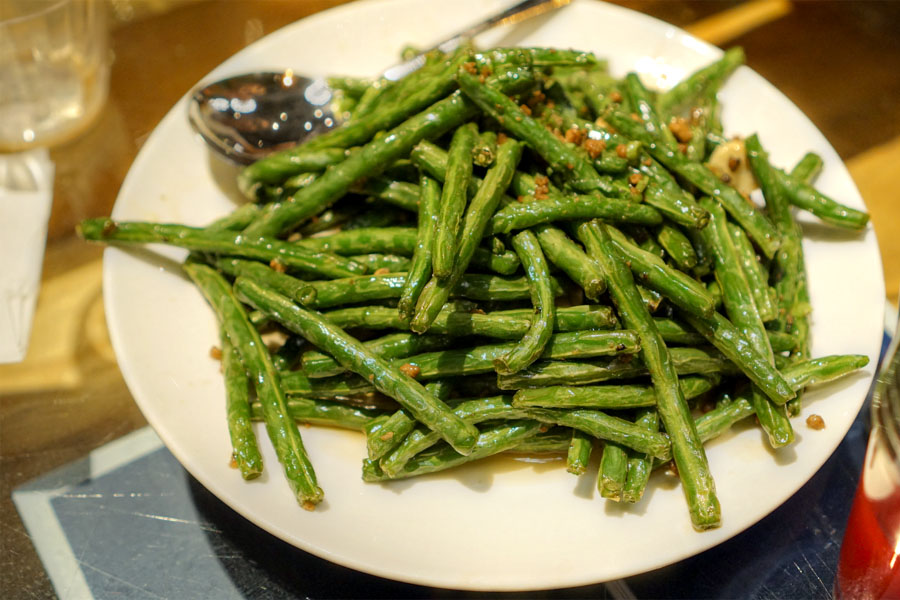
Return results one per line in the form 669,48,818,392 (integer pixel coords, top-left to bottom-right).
835,323,900,599
0,0,110,151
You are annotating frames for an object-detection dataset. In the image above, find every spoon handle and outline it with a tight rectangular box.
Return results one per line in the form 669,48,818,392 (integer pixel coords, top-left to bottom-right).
381,0,571,80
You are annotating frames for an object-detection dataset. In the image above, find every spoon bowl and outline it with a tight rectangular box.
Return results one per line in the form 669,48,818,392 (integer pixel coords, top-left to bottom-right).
188,71,339,165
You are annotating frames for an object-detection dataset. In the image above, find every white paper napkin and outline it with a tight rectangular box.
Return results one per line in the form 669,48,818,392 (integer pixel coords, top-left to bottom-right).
0,149,54,363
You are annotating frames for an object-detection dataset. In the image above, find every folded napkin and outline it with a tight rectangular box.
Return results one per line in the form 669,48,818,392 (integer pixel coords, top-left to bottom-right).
0,149,54,363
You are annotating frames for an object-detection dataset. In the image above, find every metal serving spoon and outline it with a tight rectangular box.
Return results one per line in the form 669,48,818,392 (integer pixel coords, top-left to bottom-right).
188,0,570,165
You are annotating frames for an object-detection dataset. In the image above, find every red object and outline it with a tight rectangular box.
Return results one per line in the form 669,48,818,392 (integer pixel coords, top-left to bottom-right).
836,479,900,599
836,343,900,600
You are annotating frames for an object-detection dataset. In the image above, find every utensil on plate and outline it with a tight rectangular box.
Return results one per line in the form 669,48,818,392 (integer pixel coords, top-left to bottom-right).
187,0,569,164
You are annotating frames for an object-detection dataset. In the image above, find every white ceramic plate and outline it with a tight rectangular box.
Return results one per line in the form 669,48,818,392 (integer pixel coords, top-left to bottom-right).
104,0,885,591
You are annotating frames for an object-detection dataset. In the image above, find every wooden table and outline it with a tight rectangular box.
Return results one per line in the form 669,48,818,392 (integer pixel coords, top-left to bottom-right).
2,1,898,597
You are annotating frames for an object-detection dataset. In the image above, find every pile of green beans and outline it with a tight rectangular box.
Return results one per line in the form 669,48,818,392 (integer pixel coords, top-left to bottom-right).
78,43,871,530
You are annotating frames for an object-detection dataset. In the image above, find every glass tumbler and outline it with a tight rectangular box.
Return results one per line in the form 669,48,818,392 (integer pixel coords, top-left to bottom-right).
835,326,900,599
0,0,110,151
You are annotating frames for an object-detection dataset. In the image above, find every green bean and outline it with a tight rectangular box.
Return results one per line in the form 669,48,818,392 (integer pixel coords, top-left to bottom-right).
634,226,666,260
295,271,554,309
774,167,869,230
556,67,619,118
250,397,383,431
300,332,453,378
675,156,782,258
512,429,572,454
476,247,522,275
567,430,594,476
215,258,316,306
296,226,417,256
694,86,723,138
706,279,723,308
523,408,671,459
727,221,777,322
410,140,481,200
494,230,556,374
488,192,663,235
473,129,498,167
638,285,664,313
364,381,453,461
353,178,421,213
576,220,720,530
403,329,641,381
678,310,795,405
280,171,321,200
624,72,678,150
783,354,870,390
685,226,714,278
322,304,617,338
243,64,540,238
279,271,411,309
638,157,708,229
653,317,706,345
477,47,600,68
622,408,660,503
410,139,524,332
363,420,544,482
790,152,823,184
656,47,745,116
653,317,795,351
234,278,479,455
682,119,707,163
398,175,440,319
78,219,366,280
698,199,773,358
236,147,348,200
205,203,262,231
351,79,393,119
498,345,737,389
347,253,411,273
433,122,479,278
379,395,529,476
184,263,322,507
219,327,264,479
279,371,376,400
656,223,698,271
534,224,607,300
512,375,717,409
445,272,562,303
692,398,755,447
599,443,628,501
